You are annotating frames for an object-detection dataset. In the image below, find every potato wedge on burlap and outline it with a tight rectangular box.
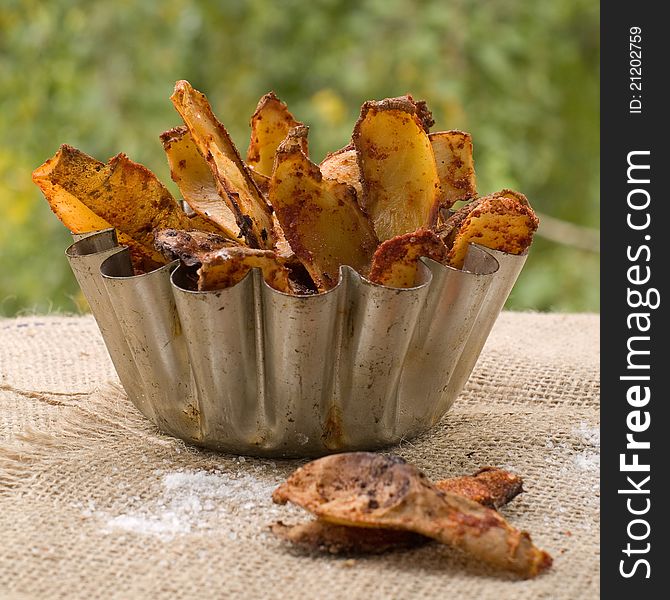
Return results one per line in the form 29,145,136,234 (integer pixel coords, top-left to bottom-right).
270,127,379,292
171,80,275,249
430,130,477,210
445,192,539,269
368,228,447,288
198,247,291,293
319,144,363,200
353,96,441,241
272,453,551,577
160,126,241,240
32,144,191,270
247,92,307,177
270,520,427,555
271,466,524,555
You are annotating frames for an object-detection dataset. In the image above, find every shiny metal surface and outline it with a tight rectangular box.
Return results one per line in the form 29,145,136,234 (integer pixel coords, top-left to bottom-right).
66,229,527,457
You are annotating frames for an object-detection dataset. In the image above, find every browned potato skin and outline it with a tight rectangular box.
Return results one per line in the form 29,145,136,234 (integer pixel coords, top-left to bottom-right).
273,453,552,578
270,467,523,556
160,125,241,240
413,98,435,132
435,466,524,510
430,130,477,210
369,228,447,288
270,127,379,292
154,228,241,266
32,144,186,271
247,92,307,177
319,144,363,200
446,193,539,269
170,80,275,249
197,247,291,293
353,96,441,242
490,188,531,207
435,197,483,247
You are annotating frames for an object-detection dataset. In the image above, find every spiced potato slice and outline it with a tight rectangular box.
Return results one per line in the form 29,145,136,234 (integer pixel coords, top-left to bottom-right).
270,520,427,555
271,467,524,555
368,228,448,288
270,127,379,292
247,91,307,178
154,228,241,267
32,144,191,271
446,193,539,269
353,96,441,241
171,80,276,249
272,453,551,578
198,246,291,293
32,148,162,272
319,144,363,200
429,130,477,210
160,125,241,240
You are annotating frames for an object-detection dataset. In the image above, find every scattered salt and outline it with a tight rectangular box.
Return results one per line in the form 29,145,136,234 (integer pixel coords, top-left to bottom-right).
572,422,600,448
538,421,600,533
89,468,284,540
573,450,600,472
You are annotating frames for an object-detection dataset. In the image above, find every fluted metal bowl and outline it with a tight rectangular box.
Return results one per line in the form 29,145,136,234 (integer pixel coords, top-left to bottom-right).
66,229,526,457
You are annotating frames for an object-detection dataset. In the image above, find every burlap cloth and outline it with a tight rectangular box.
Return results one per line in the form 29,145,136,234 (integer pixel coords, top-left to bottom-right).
0,312,599,599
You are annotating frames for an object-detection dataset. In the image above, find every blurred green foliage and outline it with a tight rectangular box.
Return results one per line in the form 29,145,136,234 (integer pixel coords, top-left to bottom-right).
0,0,599,316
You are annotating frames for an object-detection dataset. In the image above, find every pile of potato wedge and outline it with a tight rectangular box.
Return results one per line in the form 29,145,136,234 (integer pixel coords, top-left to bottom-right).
33,80,539,294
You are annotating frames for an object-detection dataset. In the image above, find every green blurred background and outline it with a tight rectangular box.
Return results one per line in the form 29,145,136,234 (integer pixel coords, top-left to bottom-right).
0,0,599,316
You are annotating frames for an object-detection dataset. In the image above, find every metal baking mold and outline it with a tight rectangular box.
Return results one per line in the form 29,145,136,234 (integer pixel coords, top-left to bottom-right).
66,229,527,457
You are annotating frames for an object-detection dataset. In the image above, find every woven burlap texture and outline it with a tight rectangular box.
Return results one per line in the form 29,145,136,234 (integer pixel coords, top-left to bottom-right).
0,312,599,600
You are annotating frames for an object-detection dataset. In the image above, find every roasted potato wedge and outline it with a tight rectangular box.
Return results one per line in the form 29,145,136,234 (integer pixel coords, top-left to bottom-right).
270,127,379,291
198,247,291,293
435,197,482,247
446,193,539,269
32,144,189,270
154,228,241,267
33,148,118,234
323,128,475,218
247,92,307,177
171,80,275,249
273,453,551,578
430,130,477,210
368,228,447,288
436,466,524,510
32,164,163,272
271,466,524,556
160,126,241,240
353,96,440,241
319,144,363,200
271,520,427,555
